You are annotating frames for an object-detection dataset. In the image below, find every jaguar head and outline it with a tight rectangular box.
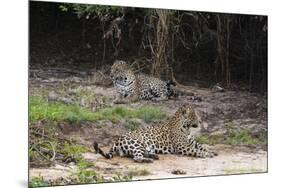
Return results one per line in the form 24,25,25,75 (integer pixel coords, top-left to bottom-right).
114,70,135,87
110,60,129,80
174,104,202,132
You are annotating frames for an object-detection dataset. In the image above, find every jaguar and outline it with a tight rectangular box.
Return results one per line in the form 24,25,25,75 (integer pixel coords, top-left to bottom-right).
110,60,177,102
94,104,217,163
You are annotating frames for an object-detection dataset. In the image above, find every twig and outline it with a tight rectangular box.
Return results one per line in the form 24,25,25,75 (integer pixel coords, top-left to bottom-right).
30,141,56,162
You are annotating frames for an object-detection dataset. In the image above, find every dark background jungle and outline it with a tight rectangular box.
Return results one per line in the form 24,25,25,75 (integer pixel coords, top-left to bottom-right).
29,1,268,93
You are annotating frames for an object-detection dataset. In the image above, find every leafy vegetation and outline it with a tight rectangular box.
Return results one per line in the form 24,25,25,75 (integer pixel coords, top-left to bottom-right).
29,96,165,123
29,175,49,188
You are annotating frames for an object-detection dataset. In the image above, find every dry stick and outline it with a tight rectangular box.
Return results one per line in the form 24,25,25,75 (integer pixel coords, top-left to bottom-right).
30,141,56,162
133,64,150,73
101,21,106,65
129,58,142,69
97,70,108,80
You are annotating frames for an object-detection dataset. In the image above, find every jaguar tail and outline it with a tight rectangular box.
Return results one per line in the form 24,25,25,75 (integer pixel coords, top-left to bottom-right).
93,141,114,159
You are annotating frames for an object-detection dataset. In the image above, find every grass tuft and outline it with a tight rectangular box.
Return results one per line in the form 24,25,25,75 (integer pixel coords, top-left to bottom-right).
196,121,266,146
124,121,140,131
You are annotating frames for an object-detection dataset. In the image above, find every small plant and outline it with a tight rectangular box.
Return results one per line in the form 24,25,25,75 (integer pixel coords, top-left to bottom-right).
60,142,90,162
75,170,99,183
72,159,104,184
70,154,102,184
29,175,49,188
77,158,95,170
112,174,133,182
124,121,140,131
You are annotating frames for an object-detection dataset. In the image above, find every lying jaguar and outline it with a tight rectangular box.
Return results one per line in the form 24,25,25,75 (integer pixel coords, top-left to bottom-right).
110,60,177,103
94,104,217,163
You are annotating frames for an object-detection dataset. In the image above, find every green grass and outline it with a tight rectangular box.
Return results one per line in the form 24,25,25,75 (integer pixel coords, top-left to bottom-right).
196,122,266,146
61,142,90,156
196,134,225,145
29,96,165,123
225,129,259,145
29,96,100,123
98,105,165,123
29,175,49,188
76,158,95,170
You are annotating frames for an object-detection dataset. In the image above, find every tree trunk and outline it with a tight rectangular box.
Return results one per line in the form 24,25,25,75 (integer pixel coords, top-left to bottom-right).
151,9,172,80
216,15,232,87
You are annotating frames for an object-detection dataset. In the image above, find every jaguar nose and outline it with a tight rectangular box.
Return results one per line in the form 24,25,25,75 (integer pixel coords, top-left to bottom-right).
191,124,198,128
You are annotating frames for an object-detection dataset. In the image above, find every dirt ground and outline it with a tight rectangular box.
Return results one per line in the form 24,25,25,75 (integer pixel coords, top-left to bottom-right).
30,144,267,182
29,67,268,183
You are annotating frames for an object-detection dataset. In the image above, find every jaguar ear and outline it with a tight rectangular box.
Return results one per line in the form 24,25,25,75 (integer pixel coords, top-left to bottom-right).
174,104,188,116
181,108,186,115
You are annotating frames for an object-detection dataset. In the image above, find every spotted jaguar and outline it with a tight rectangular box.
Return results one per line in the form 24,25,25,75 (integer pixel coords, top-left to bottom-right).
94,104,217,163
110,60,177,103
